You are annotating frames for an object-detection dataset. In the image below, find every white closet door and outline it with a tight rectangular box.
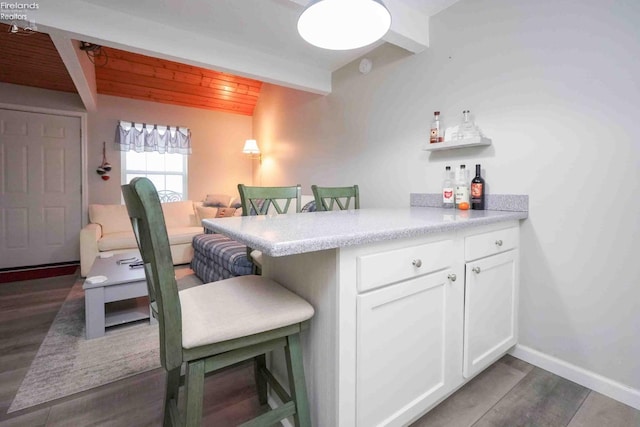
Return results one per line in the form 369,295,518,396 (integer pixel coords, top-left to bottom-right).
0,109,82,268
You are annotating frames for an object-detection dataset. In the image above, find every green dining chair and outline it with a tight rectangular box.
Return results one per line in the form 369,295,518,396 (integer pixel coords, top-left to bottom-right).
122,177,314,427
311,185,360,211
237,184,302,274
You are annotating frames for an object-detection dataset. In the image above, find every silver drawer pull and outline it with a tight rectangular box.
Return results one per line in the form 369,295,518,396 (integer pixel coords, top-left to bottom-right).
495,239,503,246
472,266,481,274
412,259,422,268
448,273,457,282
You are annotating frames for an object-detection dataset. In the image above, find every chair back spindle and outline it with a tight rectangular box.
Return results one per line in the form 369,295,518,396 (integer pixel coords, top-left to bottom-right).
311,184,360,211
238,184,302,216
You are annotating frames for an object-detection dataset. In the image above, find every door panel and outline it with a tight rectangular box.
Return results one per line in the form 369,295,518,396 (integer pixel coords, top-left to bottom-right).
357,271,454,427
0,109,82,268
463,250,517,378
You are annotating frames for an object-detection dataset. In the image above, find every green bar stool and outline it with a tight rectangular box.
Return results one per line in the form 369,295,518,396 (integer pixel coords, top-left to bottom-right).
237,184,302,274
311,184,360,211
122,178,314,427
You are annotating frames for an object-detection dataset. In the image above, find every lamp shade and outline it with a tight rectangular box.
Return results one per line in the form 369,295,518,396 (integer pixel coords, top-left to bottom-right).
242,139,260,154
297,0,391,50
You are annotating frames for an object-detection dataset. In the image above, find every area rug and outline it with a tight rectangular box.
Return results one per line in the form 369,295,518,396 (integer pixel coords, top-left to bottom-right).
8,267,202,413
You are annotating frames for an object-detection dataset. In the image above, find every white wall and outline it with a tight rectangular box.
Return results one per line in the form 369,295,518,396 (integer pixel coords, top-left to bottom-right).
87,95,253,205
253,0,640,397
0,82,85,111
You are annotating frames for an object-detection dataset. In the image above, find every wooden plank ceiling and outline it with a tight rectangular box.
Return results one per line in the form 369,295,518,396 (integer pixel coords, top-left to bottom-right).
0,24,263,116
96,47,262,116
0,23,77,93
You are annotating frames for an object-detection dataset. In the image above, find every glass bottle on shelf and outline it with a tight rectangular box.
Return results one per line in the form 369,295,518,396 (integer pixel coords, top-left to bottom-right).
457,110,479,140
430,111,443,144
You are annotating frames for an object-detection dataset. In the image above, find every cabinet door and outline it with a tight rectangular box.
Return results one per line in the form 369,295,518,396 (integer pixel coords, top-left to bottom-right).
357,270,457,427
463,250,518,379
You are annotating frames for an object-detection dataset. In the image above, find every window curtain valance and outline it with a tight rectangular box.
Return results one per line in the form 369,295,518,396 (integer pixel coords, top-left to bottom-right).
115,121,192,154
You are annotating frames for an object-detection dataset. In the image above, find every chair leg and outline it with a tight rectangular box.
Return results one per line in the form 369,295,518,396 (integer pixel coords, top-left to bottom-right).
254,354,268,405
285,334,311,427
164,367,181,427
184,359,205,427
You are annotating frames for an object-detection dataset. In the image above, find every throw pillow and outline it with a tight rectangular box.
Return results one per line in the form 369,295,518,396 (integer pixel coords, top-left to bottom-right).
301,200,317,212
195,205,219,221
215,207,237,218
229,196,243,209
203,194,231,207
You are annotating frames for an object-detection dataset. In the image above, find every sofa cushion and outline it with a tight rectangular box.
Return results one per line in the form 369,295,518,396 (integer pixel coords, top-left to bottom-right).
98,226,203,251
97,231,139,251
168,226,206,245
162,201,198,227
89,204,131,235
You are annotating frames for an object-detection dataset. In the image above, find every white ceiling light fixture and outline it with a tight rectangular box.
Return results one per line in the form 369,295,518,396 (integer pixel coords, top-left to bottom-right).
297,0,392,50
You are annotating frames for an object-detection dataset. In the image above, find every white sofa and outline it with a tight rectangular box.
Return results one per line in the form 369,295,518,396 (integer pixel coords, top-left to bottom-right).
80,195,240,277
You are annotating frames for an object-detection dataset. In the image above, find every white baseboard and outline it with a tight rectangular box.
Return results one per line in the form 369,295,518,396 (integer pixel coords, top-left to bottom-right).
510,344,640,410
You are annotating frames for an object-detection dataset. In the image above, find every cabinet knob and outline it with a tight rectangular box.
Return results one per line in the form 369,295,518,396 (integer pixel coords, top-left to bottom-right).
447,273,457,282
472,266,481,274
412,259,422,268
495,239,503,246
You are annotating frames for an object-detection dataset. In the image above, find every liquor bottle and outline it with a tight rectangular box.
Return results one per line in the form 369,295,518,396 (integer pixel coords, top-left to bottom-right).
442,166,454,209
430,111,443,143
471,164,485,210
455,164,470,209
455,109,482,140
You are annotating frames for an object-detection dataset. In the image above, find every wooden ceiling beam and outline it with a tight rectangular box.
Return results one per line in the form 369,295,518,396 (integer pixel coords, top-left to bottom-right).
49,31,98,111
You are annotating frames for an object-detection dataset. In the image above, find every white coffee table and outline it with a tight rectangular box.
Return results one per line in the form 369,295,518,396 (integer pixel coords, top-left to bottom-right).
83,252,153,339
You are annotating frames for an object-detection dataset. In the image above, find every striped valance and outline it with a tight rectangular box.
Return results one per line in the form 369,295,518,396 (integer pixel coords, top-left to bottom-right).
115,121,192,155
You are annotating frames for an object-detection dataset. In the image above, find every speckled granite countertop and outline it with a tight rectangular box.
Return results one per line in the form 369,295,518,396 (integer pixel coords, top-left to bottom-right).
202,206,528,257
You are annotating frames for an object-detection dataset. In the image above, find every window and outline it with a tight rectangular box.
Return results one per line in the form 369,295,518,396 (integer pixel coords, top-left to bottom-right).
121,151,188,200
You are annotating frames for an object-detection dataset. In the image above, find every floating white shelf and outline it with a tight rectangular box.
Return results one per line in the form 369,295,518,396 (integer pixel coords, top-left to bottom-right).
423,136,492,152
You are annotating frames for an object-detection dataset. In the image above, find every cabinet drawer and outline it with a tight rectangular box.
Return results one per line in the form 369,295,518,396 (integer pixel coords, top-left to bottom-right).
465,226,518,261
357,239,453,292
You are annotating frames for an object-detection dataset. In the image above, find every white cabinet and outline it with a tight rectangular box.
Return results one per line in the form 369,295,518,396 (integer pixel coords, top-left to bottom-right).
463,226,519,379
351,237,463,427
356,270,459,427
353,224,519,426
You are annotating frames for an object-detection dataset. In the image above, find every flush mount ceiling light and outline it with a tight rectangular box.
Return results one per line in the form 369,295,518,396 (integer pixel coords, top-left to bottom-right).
297,0,392,50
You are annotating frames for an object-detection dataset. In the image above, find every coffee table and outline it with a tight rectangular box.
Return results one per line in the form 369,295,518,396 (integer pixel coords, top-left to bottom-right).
83,252,153,339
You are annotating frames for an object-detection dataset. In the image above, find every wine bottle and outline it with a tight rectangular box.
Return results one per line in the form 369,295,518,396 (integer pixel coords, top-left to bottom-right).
442,166,454,209
471,164,485,210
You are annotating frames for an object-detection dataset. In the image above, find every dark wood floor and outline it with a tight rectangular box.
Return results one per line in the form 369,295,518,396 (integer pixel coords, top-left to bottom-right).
1,272,638,427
